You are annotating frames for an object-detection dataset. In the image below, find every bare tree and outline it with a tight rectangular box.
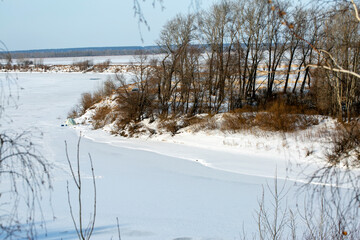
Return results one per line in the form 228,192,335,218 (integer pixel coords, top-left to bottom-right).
269,0,360,120
233,0,267,106
198,1,236,113
256,177,289,240
155,13,197,116
114,52,157,124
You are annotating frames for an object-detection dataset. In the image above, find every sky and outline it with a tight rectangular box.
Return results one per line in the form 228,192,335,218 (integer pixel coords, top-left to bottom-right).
0,0,214,51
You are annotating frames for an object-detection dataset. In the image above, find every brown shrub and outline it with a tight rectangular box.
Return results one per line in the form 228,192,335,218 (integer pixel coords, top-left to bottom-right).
102,78,117,96
254,112,288,131
205,117,218,130
92,90,103,104
92,105,112,129
92,105,111,121
191,115,218,132
221,100,320,132
253,100,319,132
182,115,206,128
255,100,293,131
94,60,110,72
80,92,95,114
159,119,179,136
327,122,360,167
73,60,93,71
67,106,80,119
180,114,219,132
127,122,145,137
221,113,248,132
79,81,112,115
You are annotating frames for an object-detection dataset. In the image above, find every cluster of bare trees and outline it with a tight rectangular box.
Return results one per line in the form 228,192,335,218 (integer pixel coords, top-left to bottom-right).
308,1,360,121
119,0,360,122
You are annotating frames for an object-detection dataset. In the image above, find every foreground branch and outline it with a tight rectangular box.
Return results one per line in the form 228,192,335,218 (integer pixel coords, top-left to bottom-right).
65,135,97,240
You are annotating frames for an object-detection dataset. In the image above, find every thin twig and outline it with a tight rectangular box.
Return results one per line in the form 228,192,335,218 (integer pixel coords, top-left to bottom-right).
87,153,97,239
67,181,81,240
65,141,79,188
116,217,122,240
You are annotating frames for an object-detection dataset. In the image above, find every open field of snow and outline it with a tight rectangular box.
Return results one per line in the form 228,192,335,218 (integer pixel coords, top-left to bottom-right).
0,72,343,239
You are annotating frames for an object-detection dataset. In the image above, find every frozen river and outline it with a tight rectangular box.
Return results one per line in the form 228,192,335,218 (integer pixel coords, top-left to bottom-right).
1,72,301,240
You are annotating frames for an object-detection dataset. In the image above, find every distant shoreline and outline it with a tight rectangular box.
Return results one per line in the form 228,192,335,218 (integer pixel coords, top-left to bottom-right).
0,45,161,59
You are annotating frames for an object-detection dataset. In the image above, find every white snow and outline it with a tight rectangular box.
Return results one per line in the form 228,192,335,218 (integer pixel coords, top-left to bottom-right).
0,71,341,239
3,54,165,66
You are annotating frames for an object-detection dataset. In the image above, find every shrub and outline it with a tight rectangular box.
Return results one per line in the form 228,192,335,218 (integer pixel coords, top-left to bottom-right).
102,78,117,96
220,100,320,133
182,115,206,128
326,122,360,167
72,60,93,71
254,100,319,132
68,105,80,119
191,115,218,132
80,92,95,114
92,105,112,129
221,112,249,132
159,119,179,136
94,60,110,72
127,122,145,137
78,78,117,116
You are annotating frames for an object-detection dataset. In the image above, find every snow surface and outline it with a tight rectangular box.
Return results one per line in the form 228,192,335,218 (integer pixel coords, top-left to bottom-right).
7,54,165,66
1,72,334,239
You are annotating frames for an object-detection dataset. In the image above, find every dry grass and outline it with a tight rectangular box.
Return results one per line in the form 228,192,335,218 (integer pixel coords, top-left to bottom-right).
72,60,93,71
156,103,320,135
68,105,80,119
221,100,320,132
77,79,117,116
80,92,95,114
92,105,112,129
326,121,360,167
93,60,110,72
182,115,218,132
183,115,205,127
93,105,111,121
127,122,145,137
159,119,180,136
221,112,253,132
102,78,117,96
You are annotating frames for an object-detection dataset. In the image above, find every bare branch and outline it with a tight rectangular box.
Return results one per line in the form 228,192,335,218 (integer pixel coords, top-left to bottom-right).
351,0,360,22
116,217,122,240
65,135,97,240
66,181,81,240
86,153,97,239
65,141,79,188
306,64,360,79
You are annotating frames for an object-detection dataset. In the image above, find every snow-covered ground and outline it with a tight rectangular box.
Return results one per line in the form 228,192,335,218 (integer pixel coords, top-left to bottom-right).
3,54,165,66
1,72,335,239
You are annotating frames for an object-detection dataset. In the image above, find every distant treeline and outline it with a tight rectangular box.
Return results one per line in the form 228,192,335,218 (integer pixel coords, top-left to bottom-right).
0,46,162,59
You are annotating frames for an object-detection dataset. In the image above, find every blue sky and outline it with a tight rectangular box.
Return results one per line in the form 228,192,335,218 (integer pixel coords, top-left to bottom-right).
0,0,214,51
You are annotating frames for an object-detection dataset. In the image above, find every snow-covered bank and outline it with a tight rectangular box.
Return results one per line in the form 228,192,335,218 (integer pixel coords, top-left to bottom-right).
75,86,339,184
1,72,348,239
74,112,337,185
